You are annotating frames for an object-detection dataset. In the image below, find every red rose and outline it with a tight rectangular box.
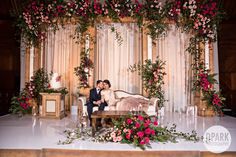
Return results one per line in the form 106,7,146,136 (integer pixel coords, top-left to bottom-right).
126,133,131,140
135,122,141,128
144,137,150,144
126,118,132,124
144,128,152,135
138,115,144,121
153,121,158,126
137,131,144,138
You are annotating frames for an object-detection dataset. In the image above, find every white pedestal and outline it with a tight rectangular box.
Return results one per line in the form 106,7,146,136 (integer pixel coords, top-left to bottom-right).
71,105,78,115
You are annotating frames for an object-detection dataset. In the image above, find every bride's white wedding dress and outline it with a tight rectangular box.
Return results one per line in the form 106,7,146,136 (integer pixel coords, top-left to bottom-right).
101,89,149,112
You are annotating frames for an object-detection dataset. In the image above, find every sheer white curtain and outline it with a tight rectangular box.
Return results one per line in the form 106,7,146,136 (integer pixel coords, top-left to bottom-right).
96,23,142,93
154,25,193,112
43,25,82,109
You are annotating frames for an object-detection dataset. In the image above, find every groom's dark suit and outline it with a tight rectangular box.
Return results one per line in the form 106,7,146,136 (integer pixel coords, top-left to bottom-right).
87,88,107,123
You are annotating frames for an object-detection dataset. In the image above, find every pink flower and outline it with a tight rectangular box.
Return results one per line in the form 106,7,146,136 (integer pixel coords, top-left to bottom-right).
113,137,117,142
153,121,158,126
110,131,116,138
127,129,132,134
138,115,144,121
137,131,144,138
145,128,152,135
151,129,155,135
126,133,131,140
212,94,221,106
140,140,145,145
144,119,151,127
116,136,122,142
144,137,150,144
135,122,141,128
126,118,132,124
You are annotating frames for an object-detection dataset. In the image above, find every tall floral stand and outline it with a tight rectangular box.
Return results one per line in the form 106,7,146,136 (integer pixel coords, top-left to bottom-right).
195,92,216,117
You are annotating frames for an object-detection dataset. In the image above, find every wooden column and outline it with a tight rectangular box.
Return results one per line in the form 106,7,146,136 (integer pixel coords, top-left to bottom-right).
209,42,214,73
33,47,41,72
142,27,148,96
88,26,96,88
24,47,30,83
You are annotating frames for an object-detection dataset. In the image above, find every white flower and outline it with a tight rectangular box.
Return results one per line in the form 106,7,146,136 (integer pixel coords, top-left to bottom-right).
84,68,89,73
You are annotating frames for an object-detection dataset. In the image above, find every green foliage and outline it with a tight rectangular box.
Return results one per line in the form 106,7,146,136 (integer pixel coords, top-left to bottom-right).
9,68,68,115
74,48,94,88
129,57,166,108
9,90,32,115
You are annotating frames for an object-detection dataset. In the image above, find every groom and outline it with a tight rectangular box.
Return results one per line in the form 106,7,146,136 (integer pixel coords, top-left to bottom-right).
87,80,107,126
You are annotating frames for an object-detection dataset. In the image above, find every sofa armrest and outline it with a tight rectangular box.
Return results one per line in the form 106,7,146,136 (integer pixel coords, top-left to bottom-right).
78,96,87,116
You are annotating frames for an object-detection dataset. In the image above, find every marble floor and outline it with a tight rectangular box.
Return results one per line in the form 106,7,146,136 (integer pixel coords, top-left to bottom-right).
0,112,236,152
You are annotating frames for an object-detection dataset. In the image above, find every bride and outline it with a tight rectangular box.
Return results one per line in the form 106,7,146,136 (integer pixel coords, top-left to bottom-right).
101,80,149,112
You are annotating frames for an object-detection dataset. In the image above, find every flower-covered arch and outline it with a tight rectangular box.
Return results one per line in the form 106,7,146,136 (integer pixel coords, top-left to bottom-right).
16,0,225,114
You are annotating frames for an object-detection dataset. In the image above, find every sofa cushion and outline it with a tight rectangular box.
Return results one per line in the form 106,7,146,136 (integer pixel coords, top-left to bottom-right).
116,96,149,112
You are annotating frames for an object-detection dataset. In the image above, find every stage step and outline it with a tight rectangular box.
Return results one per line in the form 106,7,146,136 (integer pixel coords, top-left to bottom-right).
1,149,236,157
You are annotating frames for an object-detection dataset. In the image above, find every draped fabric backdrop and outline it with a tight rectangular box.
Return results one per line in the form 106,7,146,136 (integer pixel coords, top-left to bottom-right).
154,25,194,112
43,25,81,110
41,23,194,112
96,23,142,94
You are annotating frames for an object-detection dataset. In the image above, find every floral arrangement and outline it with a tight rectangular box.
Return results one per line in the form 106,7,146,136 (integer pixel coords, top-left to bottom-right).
9,68,68,115
129,57,166,108
9,90,32,115
58,114,200,150
74,48,93,88
193,63,225,114
25,68,50,102
14,0,224,46
14,0,225,113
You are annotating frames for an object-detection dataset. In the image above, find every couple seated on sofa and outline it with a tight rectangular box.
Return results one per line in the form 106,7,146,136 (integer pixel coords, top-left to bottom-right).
86,79,149,124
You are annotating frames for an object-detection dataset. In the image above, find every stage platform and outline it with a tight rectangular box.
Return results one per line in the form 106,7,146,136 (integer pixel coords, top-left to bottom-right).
0,112,236,157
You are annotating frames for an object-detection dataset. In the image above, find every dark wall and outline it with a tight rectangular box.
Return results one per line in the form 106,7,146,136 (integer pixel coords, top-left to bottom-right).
0,0,21,116
218,1,236,116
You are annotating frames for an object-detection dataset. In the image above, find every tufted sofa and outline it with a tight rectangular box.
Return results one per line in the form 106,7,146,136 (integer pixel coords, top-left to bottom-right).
79,90,158,116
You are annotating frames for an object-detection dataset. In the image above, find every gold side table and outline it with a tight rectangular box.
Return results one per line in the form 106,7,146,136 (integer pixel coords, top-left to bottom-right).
40,93,65,119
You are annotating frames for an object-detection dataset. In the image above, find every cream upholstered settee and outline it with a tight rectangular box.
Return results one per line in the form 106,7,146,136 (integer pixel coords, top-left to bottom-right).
79,90,158,116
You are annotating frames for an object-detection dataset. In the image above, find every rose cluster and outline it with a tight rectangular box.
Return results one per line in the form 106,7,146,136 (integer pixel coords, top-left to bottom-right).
111,114,158,148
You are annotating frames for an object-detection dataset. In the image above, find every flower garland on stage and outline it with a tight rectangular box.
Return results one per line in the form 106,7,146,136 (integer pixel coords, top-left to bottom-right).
58,114,200,150
15,0,225,114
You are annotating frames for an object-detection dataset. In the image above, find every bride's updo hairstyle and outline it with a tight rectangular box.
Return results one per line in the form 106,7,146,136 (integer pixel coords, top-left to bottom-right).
103,79,111,88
